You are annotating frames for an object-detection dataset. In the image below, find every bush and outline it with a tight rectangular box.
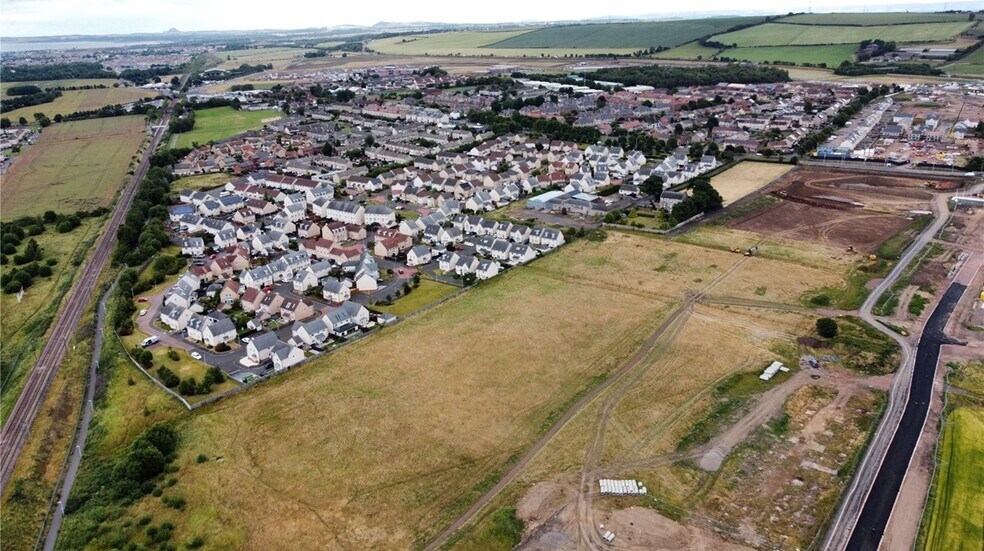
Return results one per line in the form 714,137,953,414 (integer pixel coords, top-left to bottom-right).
214,342,230,352
810,294,831,306
157,366,180,387
178,377,198,396
816,317,839,339
186,536,205,549
162,495,186,510
38,265,52,277
167,348,180,361
203,366,224,385
196,454,208,464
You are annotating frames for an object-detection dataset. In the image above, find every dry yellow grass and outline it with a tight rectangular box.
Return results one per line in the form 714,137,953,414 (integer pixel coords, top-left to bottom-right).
75,231,858,550
710,161,794,206
118,240,672,550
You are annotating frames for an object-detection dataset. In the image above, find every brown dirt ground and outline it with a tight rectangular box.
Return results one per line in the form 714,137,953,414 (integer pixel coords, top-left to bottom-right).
729,167,935,253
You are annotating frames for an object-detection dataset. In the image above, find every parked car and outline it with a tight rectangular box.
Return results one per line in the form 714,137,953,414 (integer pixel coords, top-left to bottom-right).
190,351,203,360
139,309,147,316
241,337,251,344
137,297,149,303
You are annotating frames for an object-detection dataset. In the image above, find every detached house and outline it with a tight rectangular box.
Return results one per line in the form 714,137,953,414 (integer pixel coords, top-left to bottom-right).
203,318,237,347
246,331,281,363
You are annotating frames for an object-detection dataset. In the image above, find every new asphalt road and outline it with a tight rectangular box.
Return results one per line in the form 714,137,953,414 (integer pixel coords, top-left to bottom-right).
846,282,967,550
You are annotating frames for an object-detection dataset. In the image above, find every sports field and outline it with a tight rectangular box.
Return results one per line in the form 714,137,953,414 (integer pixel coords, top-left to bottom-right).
778,12,971,26
1,115,145,219
921,406,984,551
721,44,857,66
709,161,794,206
171,106,281,148
2,86,157,121
488,17,766,50
711,21,973,47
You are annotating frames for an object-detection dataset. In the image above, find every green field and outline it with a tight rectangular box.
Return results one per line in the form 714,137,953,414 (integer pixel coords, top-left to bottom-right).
489,17,767,49
778,12,972,26
0,78,120,95
215,47,311,70
720,44,858,66
171,106,281,148
1,116,146,219
711,21,974,47
921,407,984,551
171,172,231,191
652,40,722,60
368,30,641,56
372,278,460,317
943,46,984,76
3,86,157,122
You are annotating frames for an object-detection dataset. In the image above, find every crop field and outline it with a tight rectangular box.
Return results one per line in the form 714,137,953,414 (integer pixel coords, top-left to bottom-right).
778,12,972,26
171,106,281,148
0,78,120,95
921,407,984,551
710,21,974,47
215,47,312,70
369,30,638,57
727,167,934,254
488,17,767,50
720,44,857,66
652,41,721,60
709,161,794,206
2,87,156,122
943,46,984,76
1,115,146,219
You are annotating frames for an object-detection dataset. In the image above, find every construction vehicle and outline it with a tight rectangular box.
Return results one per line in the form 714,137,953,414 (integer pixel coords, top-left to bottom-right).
744,245,759,256
868,254,878,261
776,190,788,198
846,245,856,254
731,246,743,253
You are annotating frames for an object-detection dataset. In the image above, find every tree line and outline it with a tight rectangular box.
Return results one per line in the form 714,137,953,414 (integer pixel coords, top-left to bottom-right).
1,61,116,82
466,110,601,144
584,64,791,89
114,166,173,267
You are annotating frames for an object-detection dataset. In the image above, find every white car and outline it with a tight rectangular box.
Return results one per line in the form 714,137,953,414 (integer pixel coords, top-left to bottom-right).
139,309,147,316
241,337,251,344
190,351,203,360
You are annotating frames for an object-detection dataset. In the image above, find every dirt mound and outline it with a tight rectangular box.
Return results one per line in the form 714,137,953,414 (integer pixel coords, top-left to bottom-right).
797,336,829,348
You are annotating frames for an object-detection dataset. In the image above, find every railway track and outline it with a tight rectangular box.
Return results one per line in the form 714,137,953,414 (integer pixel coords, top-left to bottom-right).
0,107,173,491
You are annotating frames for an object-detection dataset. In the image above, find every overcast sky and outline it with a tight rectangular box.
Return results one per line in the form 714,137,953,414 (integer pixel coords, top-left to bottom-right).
0,0,971,37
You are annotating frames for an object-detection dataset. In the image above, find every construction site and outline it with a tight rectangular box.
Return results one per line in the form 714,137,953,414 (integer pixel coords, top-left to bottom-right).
729,167,951,253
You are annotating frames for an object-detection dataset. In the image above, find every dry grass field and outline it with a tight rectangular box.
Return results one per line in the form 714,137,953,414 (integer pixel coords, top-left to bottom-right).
0,78,120,95
368,31,638,57
62,230,865,550
3,87,157,121
171,172,232,192
1,116,145,219
710,161,794,206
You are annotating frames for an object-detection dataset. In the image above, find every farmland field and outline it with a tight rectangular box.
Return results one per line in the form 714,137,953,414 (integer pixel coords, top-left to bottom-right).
171,106,281,148
720,44,858,66
2,86,157,121
652,40,721,60
920,407,984,551
943,46,984,76
214,47,312,70
488,17,767,49
1,115,146,218
778,12,972,26
711,21,974,47
0,78,119,95
369,30,637,57
709,161,794,206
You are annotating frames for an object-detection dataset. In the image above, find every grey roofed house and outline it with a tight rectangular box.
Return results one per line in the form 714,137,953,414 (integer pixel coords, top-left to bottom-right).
186,313,207,333
207,318,236,336
365,204,394,215
321,277,347,295
249,330,281,353
182,237,205,249
491,239,510,255
327,200,361,214
409,244,431,258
